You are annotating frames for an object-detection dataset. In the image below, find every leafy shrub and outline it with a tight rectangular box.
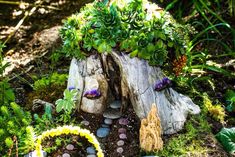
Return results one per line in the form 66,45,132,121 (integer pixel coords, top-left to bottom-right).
33,73,68,91
60,0,193,66
55,88,79,124
0,103,33,156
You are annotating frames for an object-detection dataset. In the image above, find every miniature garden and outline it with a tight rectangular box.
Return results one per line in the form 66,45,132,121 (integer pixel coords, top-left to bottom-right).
0,0,234,156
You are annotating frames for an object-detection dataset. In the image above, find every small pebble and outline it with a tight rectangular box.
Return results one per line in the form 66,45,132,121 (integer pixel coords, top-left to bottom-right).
103,108,122,119
87,155,96,157
104,118,113,125
118,128,126,134
119,133,127,139
117,140,125,146
116,147,124,153
110,100,121,109
118,118,129,125
62,153,70,157
86,146,96,154
96,127,110,138
81,120,90,126
66,144,74,151
101,124,109,128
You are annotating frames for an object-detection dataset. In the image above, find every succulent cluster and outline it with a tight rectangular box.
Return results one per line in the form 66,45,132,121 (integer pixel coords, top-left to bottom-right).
154,77,171,91
60,0,192,66
172,55,187,76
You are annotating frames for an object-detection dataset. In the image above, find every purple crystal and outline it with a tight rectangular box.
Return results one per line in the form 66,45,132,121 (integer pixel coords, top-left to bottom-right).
154,77,171,91
84,89,101,98
162,77,171,84
68,86,76,91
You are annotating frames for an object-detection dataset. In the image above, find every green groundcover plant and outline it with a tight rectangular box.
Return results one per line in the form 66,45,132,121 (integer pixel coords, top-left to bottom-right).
60,0,194,66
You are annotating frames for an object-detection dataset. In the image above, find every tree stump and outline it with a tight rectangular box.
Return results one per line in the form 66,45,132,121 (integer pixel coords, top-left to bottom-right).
67,51,200,134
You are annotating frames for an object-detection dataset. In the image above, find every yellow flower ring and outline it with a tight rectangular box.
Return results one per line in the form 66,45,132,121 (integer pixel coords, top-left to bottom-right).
35,125,104,157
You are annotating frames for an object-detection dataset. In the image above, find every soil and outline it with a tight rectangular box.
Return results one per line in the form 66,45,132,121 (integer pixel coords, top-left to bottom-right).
0,0,234,157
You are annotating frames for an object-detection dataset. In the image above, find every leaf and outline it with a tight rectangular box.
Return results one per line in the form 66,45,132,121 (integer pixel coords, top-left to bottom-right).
156,40,164,48
147,43,155,52
97,42,112,53
205,65,233,77
216,127,235,154
55,99,64,113
130,50,138,58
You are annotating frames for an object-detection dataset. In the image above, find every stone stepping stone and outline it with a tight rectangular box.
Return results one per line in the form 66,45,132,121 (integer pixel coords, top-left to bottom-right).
119,133,127,139
101,124,109,128
118,128,126,134
103,108,122,119
66,144,74,151
87,155,96,157
110,100,121,109
96,127,110,138
87,154,96,157
116,147,124,153
104,118,113,125
62,153,70,157
81,120,90,126
117,140,125,146
86,146,96,154
118,118,129,125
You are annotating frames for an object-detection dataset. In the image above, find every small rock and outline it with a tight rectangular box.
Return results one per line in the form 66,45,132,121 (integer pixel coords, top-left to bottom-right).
104,118,113,125
62,153,70,157
101,124,110,128
116,147,124,153
86,146,96,154
81,120,90,126
103,108,122,119
66,144,74,151
24,150,47,157
117,140,125,146
96,127,110,138
87,155,96,157
118,128,126,134
118,118,129,125
119,133,127,139
110,100,121,109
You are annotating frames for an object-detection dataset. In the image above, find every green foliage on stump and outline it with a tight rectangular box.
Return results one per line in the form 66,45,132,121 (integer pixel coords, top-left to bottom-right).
60,0,193,66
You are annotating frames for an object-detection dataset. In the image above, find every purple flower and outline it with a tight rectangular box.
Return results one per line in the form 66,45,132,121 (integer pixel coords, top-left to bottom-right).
84,89,101,98
154,77,171,91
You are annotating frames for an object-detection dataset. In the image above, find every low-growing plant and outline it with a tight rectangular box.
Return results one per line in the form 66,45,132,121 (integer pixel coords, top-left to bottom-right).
154,113,211,156
55,88,79,124
34,103,55,134
60,0,193,66
33,72,68,91
0,102,33,156
202,93,226,123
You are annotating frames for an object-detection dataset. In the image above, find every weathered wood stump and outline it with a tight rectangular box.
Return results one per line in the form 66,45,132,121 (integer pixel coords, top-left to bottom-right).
67,51,200,134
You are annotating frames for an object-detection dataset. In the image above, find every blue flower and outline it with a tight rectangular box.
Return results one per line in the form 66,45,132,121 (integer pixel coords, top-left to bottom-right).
84,89,101,98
